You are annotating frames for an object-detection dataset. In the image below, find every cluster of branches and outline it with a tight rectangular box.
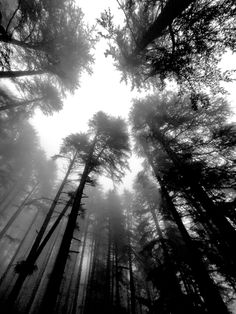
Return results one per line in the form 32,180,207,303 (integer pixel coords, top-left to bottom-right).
0,111,130,313
0,0,95,116
128,93,236,313
98,0,236,93
73,95,236,314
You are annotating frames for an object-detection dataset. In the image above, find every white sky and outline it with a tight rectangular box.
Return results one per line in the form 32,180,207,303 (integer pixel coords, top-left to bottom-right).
30,0,236,191
31,0,144,191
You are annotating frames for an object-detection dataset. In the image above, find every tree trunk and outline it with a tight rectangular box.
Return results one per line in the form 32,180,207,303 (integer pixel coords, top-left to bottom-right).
39,160,91,314
25,221,64,314
114,243,121,313
126,206,136,314
0,210,39,288
158,176,229,314
105,218,112,314
135,0,194,52
72,215,90,314
0,183,38,241
153,128,236,264
5,154,76,307
0,181,23,214
0,69,45,78
144,145,230,314
83,237,96,314
150,207,191,314
34,198,72,262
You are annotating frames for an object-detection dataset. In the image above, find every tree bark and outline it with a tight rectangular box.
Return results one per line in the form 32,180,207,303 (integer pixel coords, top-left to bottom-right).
126,205,136,314
135,0,194,52
155,130,236,263
0,210,39,288
144,145,230,314
0,183,38,241
72,215,90,314
150,207,191,313
0,69,45,78
25,221,64,314
5,154,76,307
39,160,91,314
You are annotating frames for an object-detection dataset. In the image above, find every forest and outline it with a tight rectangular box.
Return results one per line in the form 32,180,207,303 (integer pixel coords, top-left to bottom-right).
0,0,236,313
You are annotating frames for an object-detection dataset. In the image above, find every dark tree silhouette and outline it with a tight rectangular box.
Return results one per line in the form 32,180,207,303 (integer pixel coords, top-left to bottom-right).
0,0,94,92
39,112,130,314
98,0,236,92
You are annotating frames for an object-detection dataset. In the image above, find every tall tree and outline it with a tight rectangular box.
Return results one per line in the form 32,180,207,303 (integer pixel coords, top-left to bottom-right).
0,78,63,115
5,134,83,305
98,0,236,92
38,111,130,314
130,92,236,313
0,0,94,92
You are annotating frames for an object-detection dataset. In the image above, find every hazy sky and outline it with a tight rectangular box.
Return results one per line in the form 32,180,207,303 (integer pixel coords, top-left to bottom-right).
31,0,144,190
31,0,236,191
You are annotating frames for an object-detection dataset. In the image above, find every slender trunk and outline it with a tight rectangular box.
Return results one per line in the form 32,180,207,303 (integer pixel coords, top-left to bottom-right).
34,198,72,262
72,216,90,314
105,218,111,314
39,161,91,314
144,146,230,314
64,245,81,314
135,0,194,52
111,247,115,308
80,246,91,314
0,181,23,214
151,207,189,313
159,176,229,314
155,129,236,261
0,183,38,241
0,97,44,111
0,210,39,288
126,207,136,314
114,243,120,312
0,36,46,51
58,236,80,314
83,238,96,314
25,222,64,314
5,155,76,306
183,188,236,283
0,69,45,78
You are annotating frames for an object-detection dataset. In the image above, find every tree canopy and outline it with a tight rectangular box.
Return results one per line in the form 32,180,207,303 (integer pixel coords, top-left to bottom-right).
0,0,94,92
98,0,236,92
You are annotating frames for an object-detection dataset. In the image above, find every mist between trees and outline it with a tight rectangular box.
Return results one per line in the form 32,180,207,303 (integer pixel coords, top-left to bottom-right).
0,0,236,314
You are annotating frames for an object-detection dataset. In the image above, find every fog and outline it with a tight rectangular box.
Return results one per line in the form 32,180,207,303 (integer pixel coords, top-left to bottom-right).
0,1,236,314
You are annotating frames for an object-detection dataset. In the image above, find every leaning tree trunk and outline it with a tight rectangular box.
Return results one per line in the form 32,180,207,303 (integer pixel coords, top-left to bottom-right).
136,0,194,52
25,220,65,314
5,154,76,308
144,145,230,314
72,215,90,314
0,69,45,79
158,176,230,314
0,180,24,214
154,129,236,265
0,183,38,241
39,159,92,314
0,210,39,289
